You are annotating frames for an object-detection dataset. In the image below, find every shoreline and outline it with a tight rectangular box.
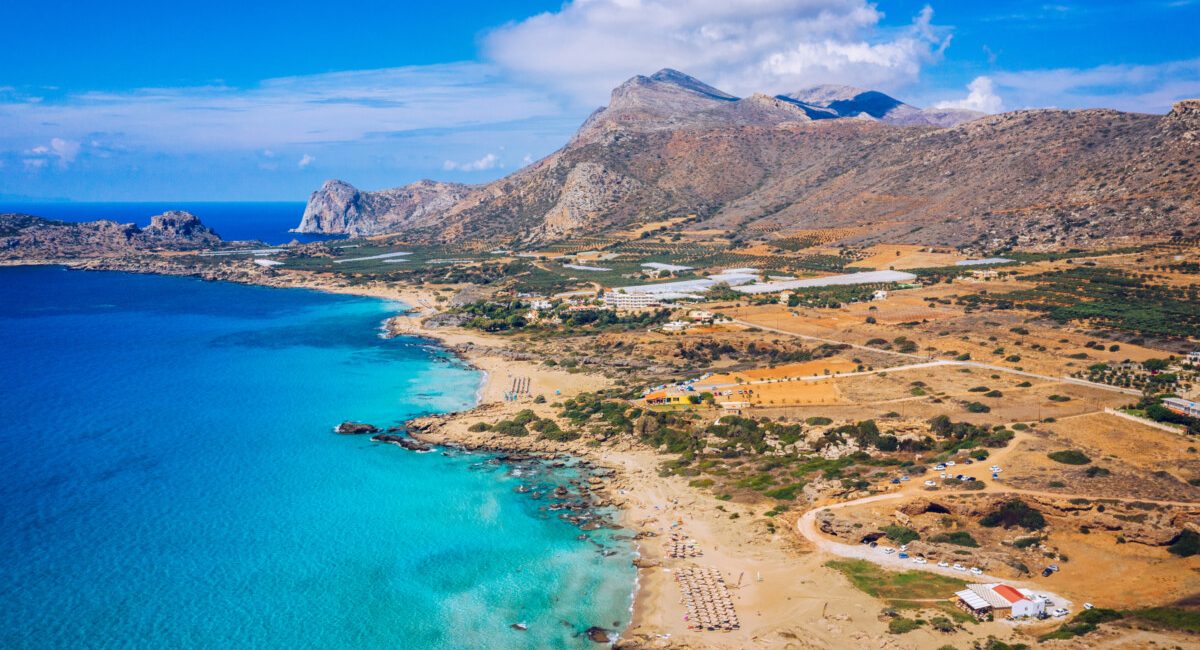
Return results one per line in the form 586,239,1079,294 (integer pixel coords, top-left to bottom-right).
7,261,664,643
5,259,1121,649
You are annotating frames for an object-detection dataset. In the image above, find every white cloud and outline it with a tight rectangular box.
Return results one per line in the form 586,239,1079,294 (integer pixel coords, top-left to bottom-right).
934,76,1003,113
443,152,500,171
0,64,563,156
22,137,81,169
298,153,315,168
991,57,1200,113
484,0,951,103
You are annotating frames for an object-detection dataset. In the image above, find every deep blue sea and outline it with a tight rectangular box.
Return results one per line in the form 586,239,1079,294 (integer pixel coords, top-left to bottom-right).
0,202,324,245
0,266,634,649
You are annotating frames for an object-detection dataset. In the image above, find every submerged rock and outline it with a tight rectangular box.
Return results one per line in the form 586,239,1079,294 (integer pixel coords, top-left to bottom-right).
335,421,379,435
369,433,432,452
585,626,611,643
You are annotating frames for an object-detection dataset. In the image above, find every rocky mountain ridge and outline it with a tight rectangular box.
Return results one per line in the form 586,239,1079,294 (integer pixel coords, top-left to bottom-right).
0,211,222,260
297,69,1200,249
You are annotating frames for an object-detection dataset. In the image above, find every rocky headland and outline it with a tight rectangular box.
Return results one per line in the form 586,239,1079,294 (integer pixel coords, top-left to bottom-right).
0,211,222,261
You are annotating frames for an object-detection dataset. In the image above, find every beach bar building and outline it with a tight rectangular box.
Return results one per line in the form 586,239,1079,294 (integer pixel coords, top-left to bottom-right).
954,583,1044,619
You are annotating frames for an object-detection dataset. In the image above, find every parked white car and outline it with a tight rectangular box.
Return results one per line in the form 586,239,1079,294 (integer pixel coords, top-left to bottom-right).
945,461,956,467
924,480,937,487
1084,603,1094,610
969,567,983,575
913,557,928,565
1052,608,1069,618
937,561,950,568
952,564,967,572
882,547,896,555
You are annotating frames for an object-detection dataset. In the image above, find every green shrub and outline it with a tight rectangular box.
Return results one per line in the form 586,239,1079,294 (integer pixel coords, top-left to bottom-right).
1013,536,1041,549
964,401,991,413
929,531,979,547
881,525,920,545
806,416,833,425
1039,608,1123,641
980,499,1046,530
468,422,491,432
1048,449,1091,465
1128,606,1200,632
764,483,804,501
888,617,921,634
929,616,956,633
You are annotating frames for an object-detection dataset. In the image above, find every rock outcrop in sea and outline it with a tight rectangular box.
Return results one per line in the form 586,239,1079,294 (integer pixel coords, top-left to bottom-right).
0,211,221,260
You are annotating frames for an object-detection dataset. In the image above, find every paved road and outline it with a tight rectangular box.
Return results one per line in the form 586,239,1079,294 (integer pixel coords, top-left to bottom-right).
732,318,1142,397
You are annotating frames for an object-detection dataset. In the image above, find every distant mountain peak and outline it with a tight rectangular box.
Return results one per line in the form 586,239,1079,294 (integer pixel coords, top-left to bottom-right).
783,86,906,119
644,68,738,101
786,84,871,105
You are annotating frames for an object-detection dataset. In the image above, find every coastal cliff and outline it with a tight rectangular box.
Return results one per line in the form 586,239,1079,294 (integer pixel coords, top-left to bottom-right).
295,179,471,237
0,211,221,261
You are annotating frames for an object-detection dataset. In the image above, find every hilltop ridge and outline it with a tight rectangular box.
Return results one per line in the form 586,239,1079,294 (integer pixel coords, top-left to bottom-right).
297,70,1200,250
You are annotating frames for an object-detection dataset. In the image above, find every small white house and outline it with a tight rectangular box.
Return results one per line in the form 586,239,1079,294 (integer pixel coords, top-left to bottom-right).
661,320,691,333
872,290,889,301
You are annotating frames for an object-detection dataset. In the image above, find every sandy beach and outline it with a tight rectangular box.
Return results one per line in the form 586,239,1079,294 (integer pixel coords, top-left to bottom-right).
348,281,1008,649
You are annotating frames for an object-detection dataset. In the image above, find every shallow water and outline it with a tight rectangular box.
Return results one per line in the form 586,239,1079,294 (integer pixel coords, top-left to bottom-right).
0,266,634,649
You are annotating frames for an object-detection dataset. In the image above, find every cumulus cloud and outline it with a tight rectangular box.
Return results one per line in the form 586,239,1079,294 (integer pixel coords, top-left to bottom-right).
484,0,951,103
298,153,315,168
934,76,1003,113
443,152,500,172
22,137,81,170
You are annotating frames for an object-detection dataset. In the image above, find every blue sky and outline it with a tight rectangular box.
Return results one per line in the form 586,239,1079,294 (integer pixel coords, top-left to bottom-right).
3,0,1198,201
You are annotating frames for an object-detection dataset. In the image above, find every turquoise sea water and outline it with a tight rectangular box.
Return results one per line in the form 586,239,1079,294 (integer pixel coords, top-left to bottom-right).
0,266,634,649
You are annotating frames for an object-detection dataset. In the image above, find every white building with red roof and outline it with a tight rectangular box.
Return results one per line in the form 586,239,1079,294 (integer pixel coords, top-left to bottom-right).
955,583,1045,618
